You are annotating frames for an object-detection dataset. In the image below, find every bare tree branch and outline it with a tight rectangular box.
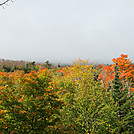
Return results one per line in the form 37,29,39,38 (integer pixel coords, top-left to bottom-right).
0,0,12,6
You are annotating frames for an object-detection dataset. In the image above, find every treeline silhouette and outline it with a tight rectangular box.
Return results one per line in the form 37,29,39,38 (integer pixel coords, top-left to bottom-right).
0,59,55,73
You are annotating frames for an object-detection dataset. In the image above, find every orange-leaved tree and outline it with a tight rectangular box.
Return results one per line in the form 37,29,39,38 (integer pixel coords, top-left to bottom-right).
0,69,63,133
98,54,134,93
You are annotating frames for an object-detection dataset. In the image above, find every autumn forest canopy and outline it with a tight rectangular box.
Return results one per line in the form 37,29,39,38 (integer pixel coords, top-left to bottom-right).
0,54,134,134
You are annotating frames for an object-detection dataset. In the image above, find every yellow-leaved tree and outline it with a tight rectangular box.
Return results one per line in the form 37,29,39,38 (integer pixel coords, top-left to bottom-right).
54,59,119,133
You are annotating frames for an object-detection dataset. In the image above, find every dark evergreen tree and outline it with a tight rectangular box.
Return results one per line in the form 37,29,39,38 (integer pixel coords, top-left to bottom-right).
2,64,11,72
22,63,31,73
58,63,61,68
44,60,52,69
112,62,134,133
11,64,17,72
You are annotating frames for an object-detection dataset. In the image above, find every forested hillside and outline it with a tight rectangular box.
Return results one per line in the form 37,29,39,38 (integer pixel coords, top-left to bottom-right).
0,54,134,134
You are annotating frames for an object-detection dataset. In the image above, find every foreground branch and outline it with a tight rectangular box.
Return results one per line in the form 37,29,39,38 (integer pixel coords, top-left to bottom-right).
0,0,14,6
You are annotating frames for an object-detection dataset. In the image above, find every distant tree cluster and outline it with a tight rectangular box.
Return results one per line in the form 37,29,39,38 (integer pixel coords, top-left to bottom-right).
0,59,56,73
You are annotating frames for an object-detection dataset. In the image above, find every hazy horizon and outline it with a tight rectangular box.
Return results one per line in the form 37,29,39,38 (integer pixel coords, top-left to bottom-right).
0,0,134,65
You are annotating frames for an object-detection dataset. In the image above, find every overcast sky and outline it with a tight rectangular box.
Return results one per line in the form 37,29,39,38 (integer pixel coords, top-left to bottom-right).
0,0,134,64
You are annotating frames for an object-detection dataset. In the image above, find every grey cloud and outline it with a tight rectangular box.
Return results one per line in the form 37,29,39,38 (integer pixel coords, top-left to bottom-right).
0,0,134,64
